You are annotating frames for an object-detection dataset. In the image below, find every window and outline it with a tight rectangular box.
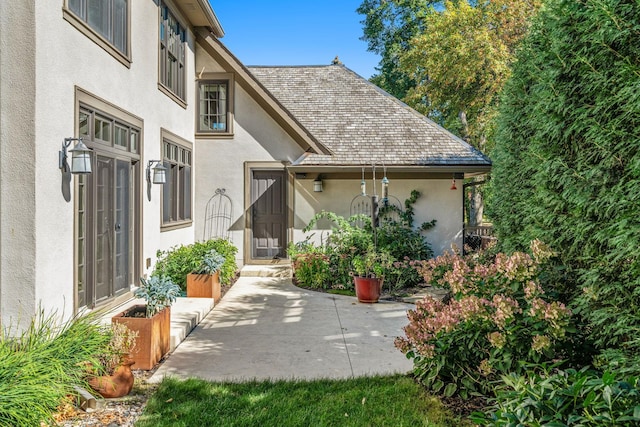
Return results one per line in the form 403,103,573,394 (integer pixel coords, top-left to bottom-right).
78,108,139,154
197,74,235,136
65,0,129,64
159,1,186,102
161,131,192,228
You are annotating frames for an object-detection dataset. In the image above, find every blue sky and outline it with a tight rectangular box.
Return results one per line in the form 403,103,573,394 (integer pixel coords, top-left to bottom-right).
209,1,380,79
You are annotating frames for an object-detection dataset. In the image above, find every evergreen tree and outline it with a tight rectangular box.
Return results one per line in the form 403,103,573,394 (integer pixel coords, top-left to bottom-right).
490,0,640,366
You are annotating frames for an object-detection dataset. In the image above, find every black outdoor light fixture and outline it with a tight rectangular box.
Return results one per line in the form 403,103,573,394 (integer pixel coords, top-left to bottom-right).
146,160,167,201
313,175,323,192
59,137,93,202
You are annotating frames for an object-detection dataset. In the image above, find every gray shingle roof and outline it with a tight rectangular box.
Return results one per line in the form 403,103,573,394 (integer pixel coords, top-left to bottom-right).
247,65,491,168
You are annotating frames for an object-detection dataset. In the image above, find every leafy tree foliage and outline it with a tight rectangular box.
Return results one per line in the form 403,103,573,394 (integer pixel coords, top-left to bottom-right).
399,0,539,151
357,0,440,99
490,0,640,368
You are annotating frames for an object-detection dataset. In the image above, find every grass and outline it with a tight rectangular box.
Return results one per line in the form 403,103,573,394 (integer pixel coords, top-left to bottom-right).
136,374,470,427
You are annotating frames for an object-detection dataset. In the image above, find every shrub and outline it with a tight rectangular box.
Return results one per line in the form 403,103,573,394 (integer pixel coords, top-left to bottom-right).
396,240,576,398
473,365,640,426
290,191,435,291
0,310,110,426
154,239,238,290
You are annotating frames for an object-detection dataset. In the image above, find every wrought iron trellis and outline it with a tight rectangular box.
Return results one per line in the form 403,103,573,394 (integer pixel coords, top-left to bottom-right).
349,164,402,229
203,188,233,241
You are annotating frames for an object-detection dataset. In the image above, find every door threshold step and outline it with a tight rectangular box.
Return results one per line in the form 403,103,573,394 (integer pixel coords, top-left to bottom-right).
240,265,292,278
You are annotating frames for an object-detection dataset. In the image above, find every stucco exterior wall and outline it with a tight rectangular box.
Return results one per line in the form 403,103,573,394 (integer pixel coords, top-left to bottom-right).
2,1,199,325
294,178,463,257
0,1,38,326
192,55,306,265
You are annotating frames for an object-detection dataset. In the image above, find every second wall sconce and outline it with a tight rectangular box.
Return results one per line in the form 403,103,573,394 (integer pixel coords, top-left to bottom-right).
146,160,167,201
313,175,323,192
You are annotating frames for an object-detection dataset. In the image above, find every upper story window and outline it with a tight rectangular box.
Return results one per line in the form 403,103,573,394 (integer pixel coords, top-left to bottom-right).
64,0,130,66
197,73,235,137
159,1,186,104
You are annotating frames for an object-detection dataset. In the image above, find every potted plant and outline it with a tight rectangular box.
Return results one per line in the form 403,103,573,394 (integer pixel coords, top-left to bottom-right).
88,323,138,398
352,248,393,303
186,249,226,300
112,275,180,370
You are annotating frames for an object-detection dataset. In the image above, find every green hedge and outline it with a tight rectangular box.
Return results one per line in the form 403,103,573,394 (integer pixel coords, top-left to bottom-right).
153,239,238,291
488,0,640,368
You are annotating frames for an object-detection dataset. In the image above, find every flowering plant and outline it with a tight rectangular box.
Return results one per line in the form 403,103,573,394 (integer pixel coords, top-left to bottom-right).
395,240,575,398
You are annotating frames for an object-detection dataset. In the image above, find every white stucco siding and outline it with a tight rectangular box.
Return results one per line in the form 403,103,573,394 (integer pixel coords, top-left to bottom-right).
294,178,463,257
14,2,198,321
193,83,305,265
0,0,38,326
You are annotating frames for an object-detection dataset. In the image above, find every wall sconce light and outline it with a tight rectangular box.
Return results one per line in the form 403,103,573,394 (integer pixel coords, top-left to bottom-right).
59,137,92,174
146,160,167,201
313,175,323,192
59,137,92,202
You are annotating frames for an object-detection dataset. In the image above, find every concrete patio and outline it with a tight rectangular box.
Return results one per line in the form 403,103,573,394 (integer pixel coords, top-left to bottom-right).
148,270,415,383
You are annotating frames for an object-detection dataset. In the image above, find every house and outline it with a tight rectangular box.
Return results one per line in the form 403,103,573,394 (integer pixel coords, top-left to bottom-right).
0,1,490,326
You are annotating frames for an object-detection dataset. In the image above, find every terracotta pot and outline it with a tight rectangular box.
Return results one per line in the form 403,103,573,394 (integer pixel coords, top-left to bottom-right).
187,271,221,300
112,305,171,370
354,276,383,303
88,358,135,398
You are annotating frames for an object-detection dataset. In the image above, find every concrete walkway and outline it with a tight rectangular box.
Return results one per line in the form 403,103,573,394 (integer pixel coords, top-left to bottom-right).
149,275,414,383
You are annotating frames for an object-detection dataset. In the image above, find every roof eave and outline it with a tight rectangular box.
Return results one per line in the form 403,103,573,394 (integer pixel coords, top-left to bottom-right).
173,0,224,37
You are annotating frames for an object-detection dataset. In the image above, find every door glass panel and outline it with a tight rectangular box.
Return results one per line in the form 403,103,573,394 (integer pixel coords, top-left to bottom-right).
114,160,130,293
95,156,113,302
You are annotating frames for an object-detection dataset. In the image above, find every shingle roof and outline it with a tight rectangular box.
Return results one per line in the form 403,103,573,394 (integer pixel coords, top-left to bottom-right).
247,65,491,168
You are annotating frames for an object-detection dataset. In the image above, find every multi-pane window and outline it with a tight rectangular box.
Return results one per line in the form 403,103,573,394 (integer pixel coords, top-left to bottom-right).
159,1,186,101
79,108,139,153
67,0,128,55
162,139,192,226
198,81,228,132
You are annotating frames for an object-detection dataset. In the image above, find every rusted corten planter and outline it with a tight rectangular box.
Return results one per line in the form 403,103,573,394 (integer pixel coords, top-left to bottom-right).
187,271,221,301
112,305,171,370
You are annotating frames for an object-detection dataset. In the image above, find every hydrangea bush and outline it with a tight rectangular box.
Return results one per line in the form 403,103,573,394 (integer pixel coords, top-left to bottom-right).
395,240,575,398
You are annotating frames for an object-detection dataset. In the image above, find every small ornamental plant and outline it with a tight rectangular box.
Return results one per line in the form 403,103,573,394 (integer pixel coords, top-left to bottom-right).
193,249,226,275
96,323,138,375
395,240,575,398
135,275,181,318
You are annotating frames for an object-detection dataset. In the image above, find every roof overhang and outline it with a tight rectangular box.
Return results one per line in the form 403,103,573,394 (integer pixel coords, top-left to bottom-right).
194,28,332,156
173,0,224,37
287,164,492,177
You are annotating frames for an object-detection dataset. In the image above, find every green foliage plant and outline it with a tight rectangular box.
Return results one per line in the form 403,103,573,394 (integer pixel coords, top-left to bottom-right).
135,275,181,318
154,238,238,290
488,0,640,371
473,365,640,426
396,240,575,398
0,309,111,426
96,323,138,375
351,247,393,278
193,249,226,275
289,191,435,291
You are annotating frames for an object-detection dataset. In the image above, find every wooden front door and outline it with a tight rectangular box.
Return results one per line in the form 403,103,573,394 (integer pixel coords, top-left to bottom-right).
250,170,286,260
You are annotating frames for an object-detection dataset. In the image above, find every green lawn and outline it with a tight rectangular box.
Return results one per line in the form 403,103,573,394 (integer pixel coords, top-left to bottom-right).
136,374,470,427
